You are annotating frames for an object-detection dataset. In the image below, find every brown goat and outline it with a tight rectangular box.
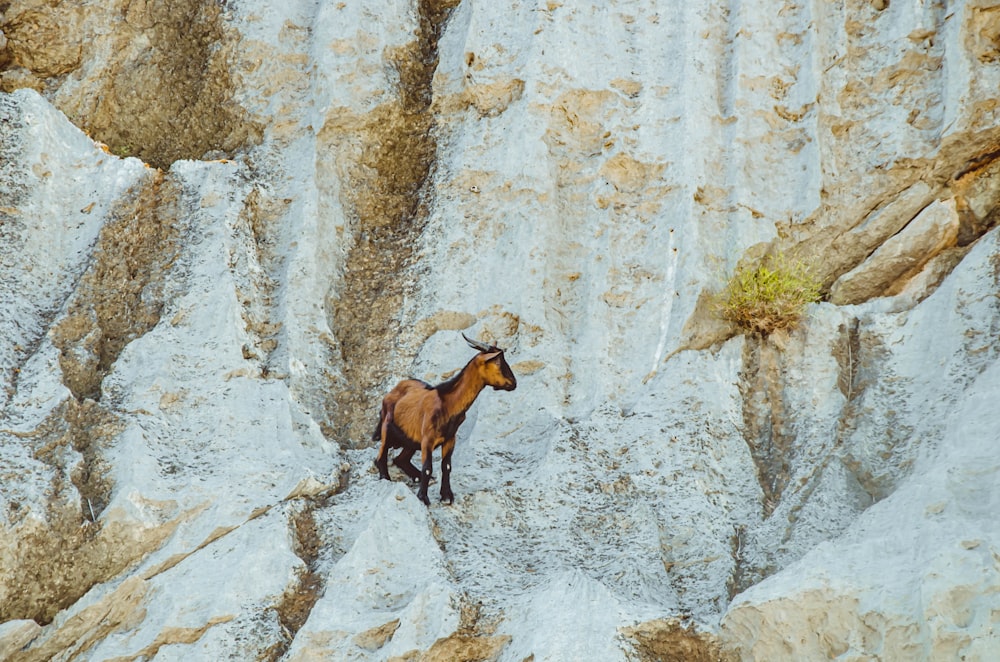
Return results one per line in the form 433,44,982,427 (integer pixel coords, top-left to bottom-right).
373,334,517,505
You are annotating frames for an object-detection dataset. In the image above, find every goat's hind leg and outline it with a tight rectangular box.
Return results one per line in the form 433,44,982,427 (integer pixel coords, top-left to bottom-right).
416,441,434,506
393,445,422,483
374,417,394,480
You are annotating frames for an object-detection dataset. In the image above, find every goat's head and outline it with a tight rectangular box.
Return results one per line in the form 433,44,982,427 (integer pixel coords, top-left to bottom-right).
463,333,517,391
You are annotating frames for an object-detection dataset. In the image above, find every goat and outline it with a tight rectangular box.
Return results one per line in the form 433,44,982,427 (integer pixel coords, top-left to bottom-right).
373,333,517,505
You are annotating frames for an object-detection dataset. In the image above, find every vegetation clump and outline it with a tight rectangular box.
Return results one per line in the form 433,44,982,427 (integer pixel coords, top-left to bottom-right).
716,252,821,336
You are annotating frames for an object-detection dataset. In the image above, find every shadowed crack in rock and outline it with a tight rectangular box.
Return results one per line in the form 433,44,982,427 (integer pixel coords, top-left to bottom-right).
325,0,461,448
41,169,180,537
260,505,325,662
51,170,180,403
0,168,189,627
738,336,793,520
234,187,290,374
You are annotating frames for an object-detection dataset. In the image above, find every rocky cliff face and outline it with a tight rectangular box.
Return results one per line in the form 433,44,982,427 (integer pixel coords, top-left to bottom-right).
2,1,1000,660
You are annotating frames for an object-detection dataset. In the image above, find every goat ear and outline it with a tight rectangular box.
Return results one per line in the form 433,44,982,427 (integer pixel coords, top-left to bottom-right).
483,350,502,362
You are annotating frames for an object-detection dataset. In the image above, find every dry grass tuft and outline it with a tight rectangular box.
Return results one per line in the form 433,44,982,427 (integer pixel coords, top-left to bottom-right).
715,253,821,336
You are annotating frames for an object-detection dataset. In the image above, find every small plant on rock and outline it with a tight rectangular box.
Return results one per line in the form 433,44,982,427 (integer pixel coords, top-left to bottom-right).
716,252,821,336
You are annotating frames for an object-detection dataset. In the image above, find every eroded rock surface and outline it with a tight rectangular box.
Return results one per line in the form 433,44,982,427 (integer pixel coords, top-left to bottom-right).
2,1,1000,660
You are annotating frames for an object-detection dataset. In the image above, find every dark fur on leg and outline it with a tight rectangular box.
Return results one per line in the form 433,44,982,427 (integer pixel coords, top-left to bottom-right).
393,446,422,482
417,456,433,506
440,445,455,504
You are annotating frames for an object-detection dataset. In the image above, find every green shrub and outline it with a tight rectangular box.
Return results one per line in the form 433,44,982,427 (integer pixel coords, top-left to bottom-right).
716,253,821,336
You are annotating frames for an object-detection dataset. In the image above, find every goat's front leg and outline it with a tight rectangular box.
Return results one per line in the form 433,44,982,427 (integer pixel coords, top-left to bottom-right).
417,439,434,506
439,438,456,505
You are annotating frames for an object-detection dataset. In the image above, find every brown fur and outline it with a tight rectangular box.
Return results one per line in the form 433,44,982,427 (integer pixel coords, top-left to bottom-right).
374,338,517,505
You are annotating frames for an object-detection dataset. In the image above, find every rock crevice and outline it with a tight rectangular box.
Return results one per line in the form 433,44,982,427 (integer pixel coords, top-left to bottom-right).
327,0,461,447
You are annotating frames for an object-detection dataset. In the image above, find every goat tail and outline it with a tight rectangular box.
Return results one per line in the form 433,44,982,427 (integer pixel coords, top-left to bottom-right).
373,402,391,442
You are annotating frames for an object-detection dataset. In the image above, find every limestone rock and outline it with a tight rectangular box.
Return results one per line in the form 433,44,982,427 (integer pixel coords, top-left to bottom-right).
2,1,1000,660
411,634,511,662
352,619,400,652
830,199,962,304
722,225,1000,660
621,619,733,662
0,621,41,659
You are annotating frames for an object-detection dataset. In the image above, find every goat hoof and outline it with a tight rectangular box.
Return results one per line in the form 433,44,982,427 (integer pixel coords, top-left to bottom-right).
418,493,430,506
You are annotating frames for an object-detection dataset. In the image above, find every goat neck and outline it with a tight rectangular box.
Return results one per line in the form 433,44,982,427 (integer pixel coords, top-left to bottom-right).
439,357,487,418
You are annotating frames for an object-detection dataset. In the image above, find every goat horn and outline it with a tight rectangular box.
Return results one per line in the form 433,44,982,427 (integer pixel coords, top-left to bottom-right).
462,333,495,353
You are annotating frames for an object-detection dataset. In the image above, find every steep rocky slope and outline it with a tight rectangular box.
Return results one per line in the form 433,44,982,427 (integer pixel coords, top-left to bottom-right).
1,1,1000,660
